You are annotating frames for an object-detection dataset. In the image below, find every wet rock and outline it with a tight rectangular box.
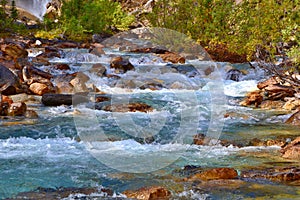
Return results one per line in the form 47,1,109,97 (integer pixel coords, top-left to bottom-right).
196,179,246,190
52,63,71,71
248,138,286,147
240,91,263,107
37,46,61,59
95,94,111,103
241,166,300,183
130,47,168,54
285,110,300,125
226,69,243,81
0,102,9,116
139,82,164,90
257,76,279,90
92,33,112,43
110,56,134,73
42,93,89,106
260,100,284,109
186,168,238,181
25,110,39,118
283,98,300,110
55,41,78,48
265,84,295,100
22,65,53,85
89,63,107,77
29,82,53,96
281,137,300,159
103,102,153,113
2,95,13,105
0,65,21,95
7,102,27,116
158,52,185,64
123,186,171,200
90,44,106,56
193,133,239,147
11,187,104,200
1,42,28,59
70,77,89,93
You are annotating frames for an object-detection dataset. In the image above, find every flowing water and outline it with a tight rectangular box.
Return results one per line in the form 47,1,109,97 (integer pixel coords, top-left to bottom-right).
10,0,51,19
1,36,300,199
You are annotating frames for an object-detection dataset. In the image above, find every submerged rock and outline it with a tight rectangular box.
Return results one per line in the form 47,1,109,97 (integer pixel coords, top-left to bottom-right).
281,137,300,159
123,186,171,200
103,102,153,113
241,166,300,183
225,69,243,81
186,168,238,181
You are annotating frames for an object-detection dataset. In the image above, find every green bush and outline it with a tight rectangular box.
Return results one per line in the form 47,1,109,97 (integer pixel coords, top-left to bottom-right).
60,0,134,38
147,0,299,61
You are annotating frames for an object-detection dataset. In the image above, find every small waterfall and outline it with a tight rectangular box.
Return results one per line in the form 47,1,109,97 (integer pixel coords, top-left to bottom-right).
9,0,52,19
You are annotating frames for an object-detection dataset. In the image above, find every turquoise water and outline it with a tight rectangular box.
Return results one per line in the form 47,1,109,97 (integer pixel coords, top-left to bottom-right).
1,45,300,199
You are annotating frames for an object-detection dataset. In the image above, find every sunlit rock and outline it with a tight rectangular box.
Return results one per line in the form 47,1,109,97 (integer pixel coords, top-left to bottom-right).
281,137,300,159
123,186,171,200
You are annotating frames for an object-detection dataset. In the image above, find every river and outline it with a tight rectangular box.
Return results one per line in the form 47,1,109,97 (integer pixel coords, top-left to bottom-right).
0,29,300,199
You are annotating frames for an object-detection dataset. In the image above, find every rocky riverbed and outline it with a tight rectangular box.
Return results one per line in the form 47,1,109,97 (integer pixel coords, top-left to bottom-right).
1,28,300,199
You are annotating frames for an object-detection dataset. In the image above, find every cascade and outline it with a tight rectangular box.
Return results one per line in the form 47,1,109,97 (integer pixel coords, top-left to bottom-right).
8,0,52,19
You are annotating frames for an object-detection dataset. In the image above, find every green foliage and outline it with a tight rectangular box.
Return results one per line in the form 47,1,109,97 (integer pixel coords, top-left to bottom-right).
147,0,300,61
53,0,134,39
10,0,18,21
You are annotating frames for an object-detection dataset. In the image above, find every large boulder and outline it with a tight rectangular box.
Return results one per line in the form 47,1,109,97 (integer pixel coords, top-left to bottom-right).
281,137,300,159
0,65,21,95
1,42,28,59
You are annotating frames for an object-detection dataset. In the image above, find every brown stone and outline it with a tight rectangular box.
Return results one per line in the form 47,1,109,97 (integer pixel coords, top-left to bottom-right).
248,138,286,147
110,56,134,73
240,91,263,107
241,166,300,182
281,137,300,159
103,102,153,113
8,102,27,116
158,52,185,64
0,65,21,95
260,100,284,109
123,186,171,200
29,83,52,95
25,110,39,118
89,63,107,77
55,42,78,48
283,98,300,110
187,168,238,181
0,102,9,116
90,46,105,56
265,84,295,100
52,64,71,71
257,76,279,90
285,110,300,126
1,42,28,59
